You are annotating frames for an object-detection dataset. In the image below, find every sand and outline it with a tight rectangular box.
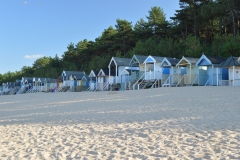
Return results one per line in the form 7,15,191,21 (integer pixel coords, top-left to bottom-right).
0,86,240,159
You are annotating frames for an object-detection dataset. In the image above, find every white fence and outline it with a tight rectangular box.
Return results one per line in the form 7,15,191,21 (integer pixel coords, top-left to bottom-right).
162,74,170,84
145,71,162,80
110,75,132,84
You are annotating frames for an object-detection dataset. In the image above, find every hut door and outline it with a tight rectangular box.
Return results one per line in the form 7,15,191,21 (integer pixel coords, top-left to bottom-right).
199,66,207,85
222,68,229,80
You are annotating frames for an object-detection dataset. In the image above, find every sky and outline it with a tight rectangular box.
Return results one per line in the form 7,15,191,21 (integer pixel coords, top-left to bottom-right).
0,0,179,74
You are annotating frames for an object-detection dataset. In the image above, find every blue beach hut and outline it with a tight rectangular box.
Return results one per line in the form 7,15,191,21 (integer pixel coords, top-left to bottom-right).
160,57,181,86
196,54,227,86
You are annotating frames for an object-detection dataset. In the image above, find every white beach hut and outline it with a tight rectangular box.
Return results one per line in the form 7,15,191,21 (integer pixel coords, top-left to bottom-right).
108,57,138,84
217,56,240,86
143,55,164,80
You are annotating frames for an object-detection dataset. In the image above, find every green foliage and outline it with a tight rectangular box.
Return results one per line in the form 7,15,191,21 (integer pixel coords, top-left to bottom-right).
185,35,202,57
147,6,166,25
88,55,111,72
33,56,52,69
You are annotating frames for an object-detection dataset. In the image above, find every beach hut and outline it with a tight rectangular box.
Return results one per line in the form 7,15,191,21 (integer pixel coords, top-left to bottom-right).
217,56,240,86
88,70,98,90
21,77,34,90
129,55,148,82
176,57,199,86
82,74,89,87
61,71,85,87
128,55,163,90
159,57,181,86
96,69,115,91
143,55,164,80
108,57,138,84
43,78,58,92
196,54,227,86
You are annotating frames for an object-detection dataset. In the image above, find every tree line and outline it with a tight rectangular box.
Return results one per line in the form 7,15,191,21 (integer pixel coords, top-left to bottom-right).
1,0,240,84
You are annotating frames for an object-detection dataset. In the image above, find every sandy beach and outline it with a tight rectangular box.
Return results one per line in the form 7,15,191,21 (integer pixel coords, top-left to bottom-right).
0,86,240,159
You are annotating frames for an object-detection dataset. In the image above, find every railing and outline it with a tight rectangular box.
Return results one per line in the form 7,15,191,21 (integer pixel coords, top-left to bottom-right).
145,71,162,80
63,80,74,87
176,75,184,87
102,82,109,91
26,88,33,93
131,71,144,81
198,74,223,86
94,82,107,91
133,72,145,90
171,74,179,85
162,74,169,84
162,74,172,87
191,75,199,86
16,87,25,94
204,75,212,86
198,75,209,86
111,75,131,84
120,82,129,91
151,79,159,88
184,74,198,85
88,83,97,91
137,78,146,90
55,86,64,92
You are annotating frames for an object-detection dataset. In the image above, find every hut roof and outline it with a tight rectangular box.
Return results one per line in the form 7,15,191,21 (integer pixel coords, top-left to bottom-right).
44,79,58,83
143,55,164,63
109,57,132,67
82,74,90,81
98,69,116,76
160,57,181,66
217,56,240,67
152,56,165,62
62,71,85,76
129,55,148,64
205,55,227,64
177,57,199,66
89,70,98,77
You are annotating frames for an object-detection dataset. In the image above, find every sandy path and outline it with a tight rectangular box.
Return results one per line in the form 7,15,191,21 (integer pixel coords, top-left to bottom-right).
0,87,240,159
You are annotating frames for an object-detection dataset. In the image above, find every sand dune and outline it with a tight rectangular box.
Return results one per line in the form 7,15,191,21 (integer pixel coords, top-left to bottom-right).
0,87,240,159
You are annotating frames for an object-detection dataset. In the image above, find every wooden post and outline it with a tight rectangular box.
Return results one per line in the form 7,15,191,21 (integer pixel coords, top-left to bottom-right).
212,65,214,85
144,63,146,79
190,63,191,85
154,62,156,79
178,65,180,83
109,67,111,84
116,65,118,83
216,67,219,86
233,66,235,86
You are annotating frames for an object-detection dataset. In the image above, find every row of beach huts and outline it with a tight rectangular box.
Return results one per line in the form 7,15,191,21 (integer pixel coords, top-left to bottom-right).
1,54,240,95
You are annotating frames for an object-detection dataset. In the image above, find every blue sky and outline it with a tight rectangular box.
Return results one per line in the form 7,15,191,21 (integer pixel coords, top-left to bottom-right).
0,0,179,74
